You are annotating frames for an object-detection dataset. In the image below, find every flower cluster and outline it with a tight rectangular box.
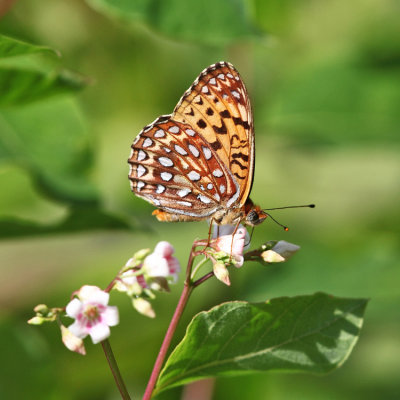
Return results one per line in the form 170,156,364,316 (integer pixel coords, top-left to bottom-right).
206,224,300,285
28,232,301,355
114,241,181,318
28,241,181,354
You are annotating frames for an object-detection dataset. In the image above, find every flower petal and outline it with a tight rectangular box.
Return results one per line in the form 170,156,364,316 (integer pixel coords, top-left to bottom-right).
153,241,175,257
66,298,82,318
144,253,170,277
102,306,119,327
89,323,110,344
167,256,181,274
78,285,109,306
68,320,88,339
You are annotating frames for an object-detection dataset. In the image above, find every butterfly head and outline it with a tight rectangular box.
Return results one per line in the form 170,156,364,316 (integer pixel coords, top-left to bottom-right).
244,199,268,227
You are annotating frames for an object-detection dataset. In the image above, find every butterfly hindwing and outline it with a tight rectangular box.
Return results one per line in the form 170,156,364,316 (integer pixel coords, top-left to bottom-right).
128,119,239,219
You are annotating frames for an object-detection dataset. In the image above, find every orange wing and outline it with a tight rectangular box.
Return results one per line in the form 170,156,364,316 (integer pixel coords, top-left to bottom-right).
172,61,254,207
128,118,240,220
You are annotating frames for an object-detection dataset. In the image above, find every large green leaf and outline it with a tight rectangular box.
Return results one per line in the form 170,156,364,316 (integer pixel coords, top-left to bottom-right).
155,293,368,395
0,97,97,204
0,35,57,58
0,35,87,106
87,0,260,46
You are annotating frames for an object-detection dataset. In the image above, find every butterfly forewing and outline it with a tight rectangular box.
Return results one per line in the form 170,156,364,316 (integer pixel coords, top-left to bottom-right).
129,61,254,224
173,62,254,206
129,119,239,219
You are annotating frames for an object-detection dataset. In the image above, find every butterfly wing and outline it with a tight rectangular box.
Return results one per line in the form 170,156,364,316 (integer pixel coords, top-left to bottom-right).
172,61,254,208
128,118,240,220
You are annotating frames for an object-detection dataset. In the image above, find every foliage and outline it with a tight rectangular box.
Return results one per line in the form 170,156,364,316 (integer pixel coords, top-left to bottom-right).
0,34,131,237
156,293,368,395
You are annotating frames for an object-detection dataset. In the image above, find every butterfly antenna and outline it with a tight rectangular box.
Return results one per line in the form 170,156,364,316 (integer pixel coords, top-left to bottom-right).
246,226,255,247
263,204,315,211
262,204,315,231
265,212,289,231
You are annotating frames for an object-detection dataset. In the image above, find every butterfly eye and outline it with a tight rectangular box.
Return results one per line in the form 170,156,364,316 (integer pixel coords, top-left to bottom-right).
246,209,267,226
246,210,260,225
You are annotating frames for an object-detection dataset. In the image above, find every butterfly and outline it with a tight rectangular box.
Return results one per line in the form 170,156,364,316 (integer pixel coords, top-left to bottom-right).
128,61,267,228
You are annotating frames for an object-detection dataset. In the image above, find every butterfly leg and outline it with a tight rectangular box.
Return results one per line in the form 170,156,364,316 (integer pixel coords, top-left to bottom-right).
205,218,217,249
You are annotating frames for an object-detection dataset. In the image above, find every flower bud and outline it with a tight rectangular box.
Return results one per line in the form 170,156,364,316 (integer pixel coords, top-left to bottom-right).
213,261,231,286
133,248,151,262
33,304,49,315
261,250,285,263
270,240,300,260
61,325,86,355
132,298,156,318
27,316,45,325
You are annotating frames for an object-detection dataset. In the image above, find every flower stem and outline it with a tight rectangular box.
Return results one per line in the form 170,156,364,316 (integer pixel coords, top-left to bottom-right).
192,271,214,287
101,339,131,400
143,243,198,400
143,282,193,399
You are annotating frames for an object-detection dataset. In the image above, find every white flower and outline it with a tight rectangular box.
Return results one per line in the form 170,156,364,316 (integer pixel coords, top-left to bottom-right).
213,225,247,267
66,285,119,344
262,240,300,263
143,241,181,283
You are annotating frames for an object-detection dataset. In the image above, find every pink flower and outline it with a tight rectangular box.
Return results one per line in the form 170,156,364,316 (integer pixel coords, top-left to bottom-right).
114,258,148,295
213,225,247,267
143,241,181,283
66,285,119,344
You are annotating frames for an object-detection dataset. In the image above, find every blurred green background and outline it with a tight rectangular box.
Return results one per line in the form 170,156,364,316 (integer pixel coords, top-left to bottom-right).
1,0,399,398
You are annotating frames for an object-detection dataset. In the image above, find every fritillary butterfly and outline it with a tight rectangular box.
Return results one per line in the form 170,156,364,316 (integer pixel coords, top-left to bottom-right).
128,61,267,227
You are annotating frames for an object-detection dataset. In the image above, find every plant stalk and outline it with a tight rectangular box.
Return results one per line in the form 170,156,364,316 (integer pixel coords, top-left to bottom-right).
142,243,198,399
102,339,131,400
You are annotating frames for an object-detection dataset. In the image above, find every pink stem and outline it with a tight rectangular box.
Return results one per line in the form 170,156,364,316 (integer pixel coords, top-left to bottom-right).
142,243,198,399
142,281,193,400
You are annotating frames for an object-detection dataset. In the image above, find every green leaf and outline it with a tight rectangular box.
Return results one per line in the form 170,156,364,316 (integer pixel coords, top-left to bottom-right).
0,34,87,106
156,293,368,395
0,67,88,107
0,206,131,239
87,0,260,46
0,97,97,205
0,34,57,59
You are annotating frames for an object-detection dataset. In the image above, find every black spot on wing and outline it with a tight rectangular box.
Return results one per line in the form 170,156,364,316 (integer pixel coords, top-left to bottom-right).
232,152,249,162
210,140,222,151
212,119,227,134
232,117,250,130
197,119,207,129
219,110,231,118
231,160,246,170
